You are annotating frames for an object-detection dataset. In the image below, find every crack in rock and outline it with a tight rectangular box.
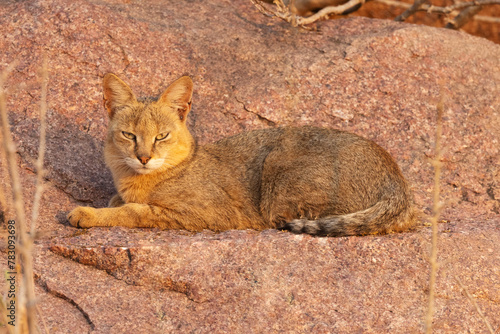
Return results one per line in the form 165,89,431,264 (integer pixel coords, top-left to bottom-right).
49,244,206,303
235,96,277,126
35,274,95,331
106,33,131,72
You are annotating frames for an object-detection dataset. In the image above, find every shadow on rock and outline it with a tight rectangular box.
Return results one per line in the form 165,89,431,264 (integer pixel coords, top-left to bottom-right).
12,109,115,207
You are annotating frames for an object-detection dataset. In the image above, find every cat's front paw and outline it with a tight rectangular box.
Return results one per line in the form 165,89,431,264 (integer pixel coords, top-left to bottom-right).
67,206,99,228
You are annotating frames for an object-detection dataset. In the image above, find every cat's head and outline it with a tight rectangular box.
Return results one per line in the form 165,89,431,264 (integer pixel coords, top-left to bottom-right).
102,73,194,175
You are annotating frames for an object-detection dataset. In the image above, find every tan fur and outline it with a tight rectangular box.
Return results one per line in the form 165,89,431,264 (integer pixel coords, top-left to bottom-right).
68,74,417,236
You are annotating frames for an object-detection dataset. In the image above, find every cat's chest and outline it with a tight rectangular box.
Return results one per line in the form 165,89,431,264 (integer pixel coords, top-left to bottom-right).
117,175,158,204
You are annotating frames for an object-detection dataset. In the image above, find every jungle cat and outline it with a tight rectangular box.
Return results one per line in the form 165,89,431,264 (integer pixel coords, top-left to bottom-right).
67,73,417,236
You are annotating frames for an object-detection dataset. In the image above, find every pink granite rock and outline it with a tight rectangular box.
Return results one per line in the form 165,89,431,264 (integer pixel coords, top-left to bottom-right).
0,0,499,332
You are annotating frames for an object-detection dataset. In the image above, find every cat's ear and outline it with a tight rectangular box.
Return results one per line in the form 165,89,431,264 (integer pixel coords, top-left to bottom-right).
102,73,137,118
158,76,193,122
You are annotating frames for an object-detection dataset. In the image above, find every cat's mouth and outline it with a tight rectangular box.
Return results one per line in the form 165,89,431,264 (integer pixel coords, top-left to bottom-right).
125,157,165,174
135,166,154,174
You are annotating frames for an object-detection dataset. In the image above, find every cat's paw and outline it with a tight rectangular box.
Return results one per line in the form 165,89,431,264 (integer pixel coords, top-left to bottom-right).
67,206,98,228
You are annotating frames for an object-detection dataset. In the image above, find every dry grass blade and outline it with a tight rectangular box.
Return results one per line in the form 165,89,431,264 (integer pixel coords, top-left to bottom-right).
0,122,8,222
454,275,495,334
0,297,15,334
30,58,49,233
424,96,444,334
0,64,26,334
0,61,40,333
250,0,278,17
0,63,17,224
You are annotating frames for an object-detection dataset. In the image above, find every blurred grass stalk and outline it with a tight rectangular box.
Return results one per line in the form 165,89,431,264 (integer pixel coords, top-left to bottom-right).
424,96,444,333
424,95,496,333
0,59,48,334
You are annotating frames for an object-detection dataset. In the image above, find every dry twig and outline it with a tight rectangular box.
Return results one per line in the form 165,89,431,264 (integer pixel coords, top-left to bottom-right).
251,0,500,28
444,5,483,29
373,0,500,23
383,0,500,26
251,0,366,26
297,0,365,24
421,0,500,14
394,0,428,21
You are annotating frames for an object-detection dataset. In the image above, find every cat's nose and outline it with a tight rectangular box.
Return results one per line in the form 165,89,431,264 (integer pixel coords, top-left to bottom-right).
138,156,151,165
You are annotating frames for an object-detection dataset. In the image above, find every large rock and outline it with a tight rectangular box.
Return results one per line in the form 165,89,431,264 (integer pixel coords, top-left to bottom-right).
0,0,499,332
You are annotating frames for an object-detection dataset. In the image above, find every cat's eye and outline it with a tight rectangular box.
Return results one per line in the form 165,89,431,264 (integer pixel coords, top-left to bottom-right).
122,131,136,140
155,133,170,141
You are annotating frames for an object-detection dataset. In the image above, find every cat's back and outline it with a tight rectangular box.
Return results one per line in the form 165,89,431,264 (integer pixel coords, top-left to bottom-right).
204,126,370,161
201,126,403,192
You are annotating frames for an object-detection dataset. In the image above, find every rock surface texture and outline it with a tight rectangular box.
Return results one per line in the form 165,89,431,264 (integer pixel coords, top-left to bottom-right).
0,0,499,333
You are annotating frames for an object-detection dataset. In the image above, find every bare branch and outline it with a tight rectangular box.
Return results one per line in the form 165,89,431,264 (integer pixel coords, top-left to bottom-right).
373,0,500,23
253,0,500,29
297,0,365,24
395,0,428,21
372,0,409,8
424,0,500,14
474,14,500,23
378,0,500,15
445,5,483,29
393,0,500,28
389,0,500,26
251,0,366,26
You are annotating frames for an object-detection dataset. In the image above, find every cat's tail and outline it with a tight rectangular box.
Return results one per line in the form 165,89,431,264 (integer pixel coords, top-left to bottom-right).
284,196,418,237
